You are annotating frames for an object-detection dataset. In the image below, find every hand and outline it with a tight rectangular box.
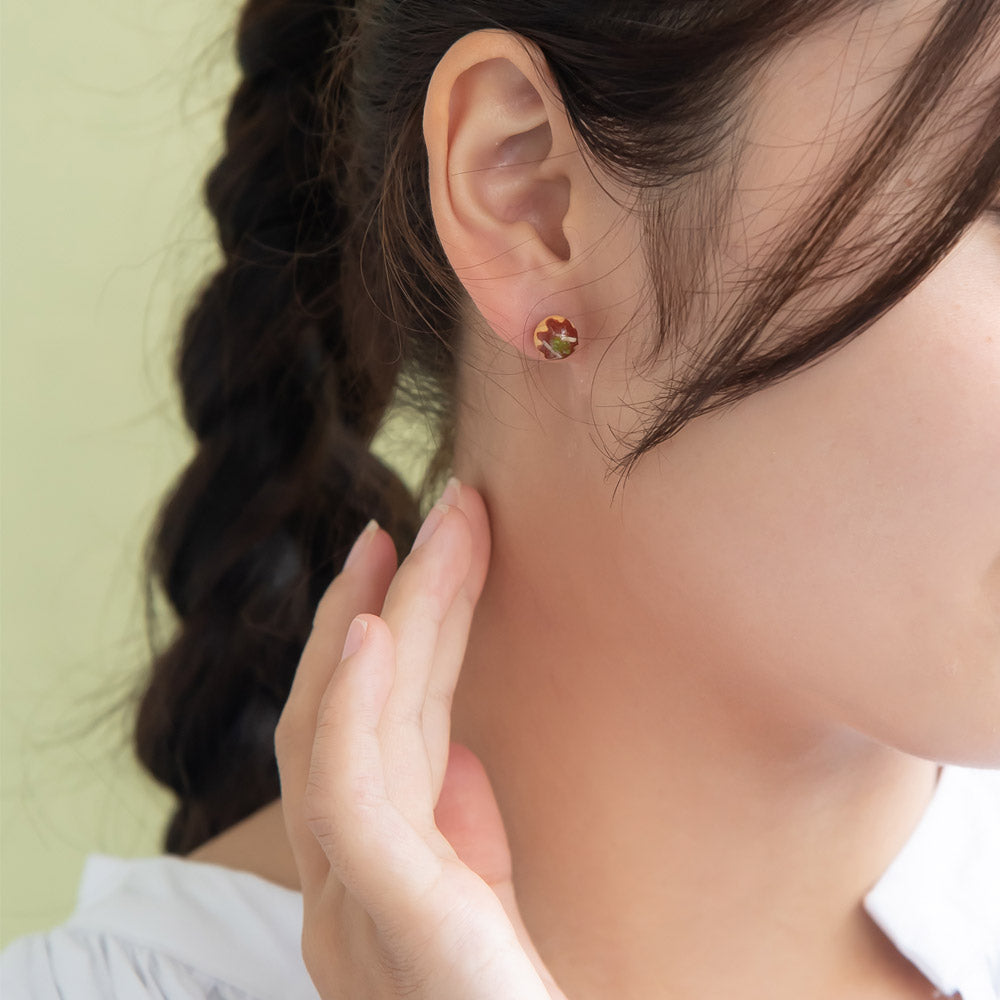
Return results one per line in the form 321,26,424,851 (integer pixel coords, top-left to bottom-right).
275,479,567,1000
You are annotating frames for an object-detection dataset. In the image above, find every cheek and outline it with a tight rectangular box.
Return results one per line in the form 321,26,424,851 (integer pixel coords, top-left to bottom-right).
632,239,1000,765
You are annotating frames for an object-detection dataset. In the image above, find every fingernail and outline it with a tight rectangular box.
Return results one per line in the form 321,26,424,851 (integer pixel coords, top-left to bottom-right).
341,616,368,660
440,476,461,507
343,519,379,572
411,503,448,551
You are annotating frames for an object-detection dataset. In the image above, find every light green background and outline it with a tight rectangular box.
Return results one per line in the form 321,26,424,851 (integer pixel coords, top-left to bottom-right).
2,0,266,946
2,0,433,948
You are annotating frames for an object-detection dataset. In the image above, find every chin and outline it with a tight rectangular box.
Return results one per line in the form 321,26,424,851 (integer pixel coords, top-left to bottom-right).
888,628,1000,768
883,709,1000,770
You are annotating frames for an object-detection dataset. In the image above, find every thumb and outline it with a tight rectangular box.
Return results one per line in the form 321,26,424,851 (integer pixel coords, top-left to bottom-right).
434,743,568,999
434,742,513,886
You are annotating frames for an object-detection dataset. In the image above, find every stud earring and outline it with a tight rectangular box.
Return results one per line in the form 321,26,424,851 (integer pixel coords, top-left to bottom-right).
533,315,579,360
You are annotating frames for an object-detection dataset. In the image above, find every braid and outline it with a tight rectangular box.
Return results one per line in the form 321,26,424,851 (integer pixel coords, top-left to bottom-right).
137,0,420,854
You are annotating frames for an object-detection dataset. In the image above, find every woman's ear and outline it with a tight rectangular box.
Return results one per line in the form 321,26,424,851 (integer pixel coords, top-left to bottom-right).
423,30,632,360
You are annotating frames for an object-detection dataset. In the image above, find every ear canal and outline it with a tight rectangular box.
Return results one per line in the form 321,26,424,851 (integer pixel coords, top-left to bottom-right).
532,315,579,360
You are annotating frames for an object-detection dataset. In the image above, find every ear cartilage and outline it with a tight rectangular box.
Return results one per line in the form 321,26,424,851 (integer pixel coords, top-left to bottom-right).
532,315,579,360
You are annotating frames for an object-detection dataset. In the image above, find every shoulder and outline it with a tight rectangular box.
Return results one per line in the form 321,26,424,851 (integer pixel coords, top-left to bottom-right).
1,854,318,1000
1,927,262,1000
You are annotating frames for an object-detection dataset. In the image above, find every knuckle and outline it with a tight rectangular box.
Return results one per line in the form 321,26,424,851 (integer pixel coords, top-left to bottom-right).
402,559,454,616
302,774,338,844
302,780,393,898
423,684,455,718
373,940,425,998
302,766,381,848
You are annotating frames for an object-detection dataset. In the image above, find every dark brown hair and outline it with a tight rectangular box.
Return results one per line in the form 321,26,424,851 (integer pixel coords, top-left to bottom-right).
137,0,1000,852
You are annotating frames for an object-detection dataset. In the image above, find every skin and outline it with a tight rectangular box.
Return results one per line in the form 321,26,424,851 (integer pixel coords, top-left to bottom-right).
195,2,1000,998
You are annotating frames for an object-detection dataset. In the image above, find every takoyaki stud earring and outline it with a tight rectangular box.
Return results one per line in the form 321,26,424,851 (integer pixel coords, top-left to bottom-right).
533,315,579,360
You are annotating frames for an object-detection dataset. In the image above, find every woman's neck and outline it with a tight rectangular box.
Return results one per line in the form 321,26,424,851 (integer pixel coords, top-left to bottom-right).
449,469,941,1000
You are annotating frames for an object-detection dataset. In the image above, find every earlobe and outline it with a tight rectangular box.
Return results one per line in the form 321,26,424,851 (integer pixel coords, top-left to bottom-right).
423,30,587,357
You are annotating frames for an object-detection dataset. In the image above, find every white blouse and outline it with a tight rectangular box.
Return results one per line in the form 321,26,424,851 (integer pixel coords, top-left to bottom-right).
3,764,998,1000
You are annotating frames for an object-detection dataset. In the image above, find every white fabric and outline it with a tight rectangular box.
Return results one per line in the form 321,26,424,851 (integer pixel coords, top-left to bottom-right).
1,854,318,1000
863,765,1000,1000
3,764,998,999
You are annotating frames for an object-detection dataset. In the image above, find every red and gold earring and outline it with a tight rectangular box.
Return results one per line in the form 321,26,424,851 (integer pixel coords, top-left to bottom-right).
533,315,579,360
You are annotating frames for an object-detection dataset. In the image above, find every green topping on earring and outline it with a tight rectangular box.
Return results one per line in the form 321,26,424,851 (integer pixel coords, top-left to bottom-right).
533,315,579,360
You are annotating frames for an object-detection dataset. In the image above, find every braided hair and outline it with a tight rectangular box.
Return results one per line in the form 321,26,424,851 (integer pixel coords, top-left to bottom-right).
137,0,431,853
